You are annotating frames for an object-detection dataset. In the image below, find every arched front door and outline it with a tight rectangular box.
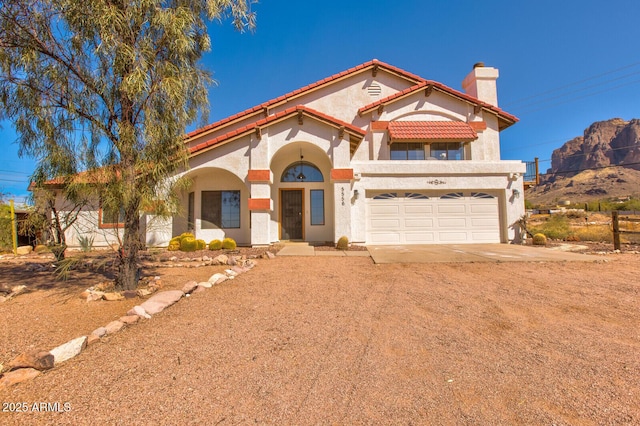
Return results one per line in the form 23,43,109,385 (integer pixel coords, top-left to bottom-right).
279,161,323,241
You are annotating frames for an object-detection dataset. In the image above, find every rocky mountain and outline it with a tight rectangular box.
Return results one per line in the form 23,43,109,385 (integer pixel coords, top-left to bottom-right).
527,118,640,205
548,118,640,177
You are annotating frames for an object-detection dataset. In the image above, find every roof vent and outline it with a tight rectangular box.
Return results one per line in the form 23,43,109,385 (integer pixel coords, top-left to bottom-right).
367,82,381,97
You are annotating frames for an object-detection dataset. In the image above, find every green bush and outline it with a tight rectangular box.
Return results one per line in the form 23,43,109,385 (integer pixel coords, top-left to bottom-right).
336,235,349,250
208,239,222,250
221,237,236,250
532,233,547,246
196,239,206,250
180,236,198,252
530,214,571,240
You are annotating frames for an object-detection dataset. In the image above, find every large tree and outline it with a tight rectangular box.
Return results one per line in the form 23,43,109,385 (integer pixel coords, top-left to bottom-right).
0,0,255,289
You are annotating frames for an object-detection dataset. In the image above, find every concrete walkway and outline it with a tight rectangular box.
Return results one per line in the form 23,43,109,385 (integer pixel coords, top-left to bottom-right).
276,242,371,257
367,243,594,264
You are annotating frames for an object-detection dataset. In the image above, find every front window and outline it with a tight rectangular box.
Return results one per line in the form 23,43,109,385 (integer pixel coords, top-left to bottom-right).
390,142,425,160
430,143,465,160
99,206,125,229
201,190,241,229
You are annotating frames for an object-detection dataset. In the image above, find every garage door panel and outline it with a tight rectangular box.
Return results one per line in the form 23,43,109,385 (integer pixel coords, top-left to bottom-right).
438,218,467,228
371,219,401,228
370,204,400,215
404,205,433,214
471,217,500,227
437,204,466,214
405,232,436,242
405,218,434,228
366,192,500,244
438,231,469,242
470,204,499,214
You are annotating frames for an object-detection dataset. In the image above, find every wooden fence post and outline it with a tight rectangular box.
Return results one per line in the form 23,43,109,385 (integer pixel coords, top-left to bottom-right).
612,211,621,251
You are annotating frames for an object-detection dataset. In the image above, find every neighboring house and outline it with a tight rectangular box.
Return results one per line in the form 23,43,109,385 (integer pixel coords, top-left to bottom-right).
41,59,525,248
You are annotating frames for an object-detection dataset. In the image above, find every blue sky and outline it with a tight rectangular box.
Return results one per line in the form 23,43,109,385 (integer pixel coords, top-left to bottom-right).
2,0,639,204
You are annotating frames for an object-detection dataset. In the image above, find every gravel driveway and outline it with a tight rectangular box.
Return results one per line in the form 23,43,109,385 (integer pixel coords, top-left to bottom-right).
1,255,639,425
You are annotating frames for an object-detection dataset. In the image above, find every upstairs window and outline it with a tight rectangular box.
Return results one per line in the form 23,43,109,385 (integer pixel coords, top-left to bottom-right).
390,143,426,160
429,143,465,160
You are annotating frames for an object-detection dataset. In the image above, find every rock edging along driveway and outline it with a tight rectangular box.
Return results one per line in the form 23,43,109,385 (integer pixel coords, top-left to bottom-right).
0,260,256,390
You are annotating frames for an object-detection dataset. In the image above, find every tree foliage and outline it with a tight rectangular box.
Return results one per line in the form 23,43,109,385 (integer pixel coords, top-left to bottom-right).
0,0,255,289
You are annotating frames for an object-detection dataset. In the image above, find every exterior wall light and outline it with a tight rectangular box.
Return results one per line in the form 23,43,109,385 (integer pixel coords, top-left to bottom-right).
513,189,520,198
354,189,359,199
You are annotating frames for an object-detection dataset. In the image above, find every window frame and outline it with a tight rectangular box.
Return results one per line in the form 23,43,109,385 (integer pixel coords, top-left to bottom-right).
429,142,465,160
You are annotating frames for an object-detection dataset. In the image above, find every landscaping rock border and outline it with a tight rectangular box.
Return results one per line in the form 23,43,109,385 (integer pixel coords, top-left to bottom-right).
0,257,258,389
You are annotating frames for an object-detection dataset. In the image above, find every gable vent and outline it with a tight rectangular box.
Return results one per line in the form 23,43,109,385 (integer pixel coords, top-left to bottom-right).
367,83,382,97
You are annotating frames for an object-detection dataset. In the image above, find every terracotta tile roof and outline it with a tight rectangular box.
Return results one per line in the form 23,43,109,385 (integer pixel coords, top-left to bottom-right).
189,106,366,156
358,81,519,130
185,59,423,140
388,121,478,141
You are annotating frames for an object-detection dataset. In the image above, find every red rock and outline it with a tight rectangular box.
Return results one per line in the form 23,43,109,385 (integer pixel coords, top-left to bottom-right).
0,368,41,389
8,351,54,371
103,292,125,301
104,320,125,335
181,280,199,294
86,334,101,346
122,290,138,299
139,290,184,315
119,315,139,325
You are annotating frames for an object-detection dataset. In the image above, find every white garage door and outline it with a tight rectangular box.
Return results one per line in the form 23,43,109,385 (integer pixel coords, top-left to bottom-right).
366,192,500,244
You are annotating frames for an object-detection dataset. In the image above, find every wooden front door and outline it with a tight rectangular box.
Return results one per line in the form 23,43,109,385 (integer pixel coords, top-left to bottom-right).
280,189,303,240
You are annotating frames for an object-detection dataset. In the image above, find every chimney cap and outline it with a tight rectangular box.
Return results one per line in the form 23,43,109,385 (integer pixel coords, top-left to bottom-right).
473,62,485,69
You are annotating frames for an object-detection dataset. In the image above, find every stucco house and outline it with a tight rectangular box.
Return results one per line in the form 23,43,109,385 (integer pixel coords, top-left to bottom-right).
45,59,525,248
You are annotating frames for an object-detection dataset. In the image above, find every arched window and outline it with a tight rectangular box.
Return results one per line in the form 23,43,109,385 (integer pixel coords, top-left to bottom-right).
281,161,324,182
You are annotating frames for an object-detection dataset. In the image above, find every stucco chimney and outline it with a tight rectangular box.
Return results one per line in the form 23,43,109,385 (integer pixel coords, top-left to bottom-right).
462,63,499,106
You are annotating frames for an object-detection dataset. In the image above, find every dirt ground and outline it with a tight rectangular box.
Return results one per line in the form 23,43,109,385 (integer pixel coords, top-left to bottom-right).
0,247,639,424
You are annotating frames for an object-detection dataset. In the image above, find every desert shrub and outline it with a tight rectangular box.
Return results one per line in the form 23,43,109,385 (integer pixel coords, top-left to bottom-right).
78,235,95,253
180,236,198,252
574,225,613,243
196,239,207,250
565,234,581,242
222,237,236,250
530,214,571,240
532,233,547,246
208,239,222,250
336,235,349,250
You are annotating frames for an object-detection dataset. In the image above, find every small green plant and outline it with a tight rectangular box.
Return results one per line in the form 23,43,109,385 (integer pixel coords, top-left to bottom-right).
209,239,222,250
532,233,547,246
179,232,195,242
196,239,206,250
167,236,181,251
336,236,349,250
78,234,95,253
180,236,198,252
222,237,237,250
